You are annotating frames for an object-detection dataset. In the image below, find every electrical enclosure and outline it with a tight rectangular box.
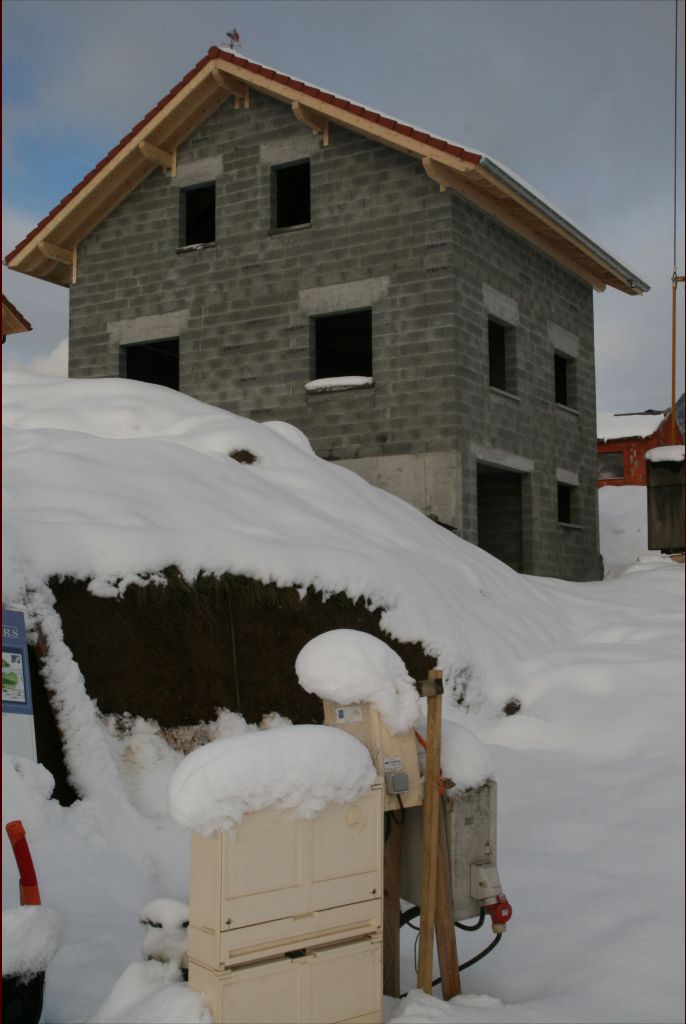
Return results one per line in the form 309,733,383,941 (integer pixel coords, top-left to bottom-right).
321,700,422,812
399,780,498,921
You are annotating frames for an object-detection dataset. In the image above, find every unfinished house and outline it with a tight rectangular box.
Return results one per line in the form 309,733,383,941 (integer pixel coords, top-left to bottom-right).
6,48,649,581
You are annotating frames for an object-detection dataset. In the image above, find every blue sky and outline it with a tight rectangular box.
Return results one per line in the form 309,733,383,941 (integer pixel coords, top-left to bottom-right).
2,0,683,411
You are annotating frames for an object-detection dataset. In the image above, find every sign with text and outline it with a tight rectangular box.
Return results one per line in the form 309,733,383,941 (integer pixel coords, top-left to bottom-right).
2,608,37,761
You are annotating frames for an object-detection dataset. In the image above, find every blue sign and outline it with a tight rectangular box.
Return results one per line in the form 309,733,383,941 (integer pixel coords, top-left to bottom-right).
2,609,33,716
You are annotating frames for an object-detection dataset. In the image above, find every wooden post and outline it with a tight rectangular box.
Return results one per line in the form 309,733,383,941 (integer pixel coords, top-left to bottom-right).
383,813,401,997
416,669,443,993
435,800,460,998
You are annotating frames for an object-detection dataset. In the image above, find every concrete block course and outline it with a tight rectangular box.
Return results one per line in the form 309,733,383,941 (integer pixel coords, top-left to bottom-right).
69,88,602,580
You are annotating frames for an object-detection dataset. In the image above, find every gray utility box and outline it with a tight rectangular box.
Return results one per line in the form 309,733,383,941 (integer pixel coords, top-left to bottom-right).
399,780,497,922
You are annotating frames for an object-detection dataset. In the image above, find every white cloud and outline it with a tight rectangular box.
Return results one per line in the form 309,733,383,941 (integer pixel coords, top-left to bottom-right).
3,338,69,378
30,338,69,377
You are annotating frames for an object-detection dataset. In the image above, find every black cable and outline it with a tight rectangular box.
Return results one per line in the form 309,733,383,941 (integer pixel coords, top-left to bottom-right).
400,905,485,932
399,905,420,928
398,906,501,996
389,793,405,826
456,908,486,931
431,932,502,988
226,589,241,713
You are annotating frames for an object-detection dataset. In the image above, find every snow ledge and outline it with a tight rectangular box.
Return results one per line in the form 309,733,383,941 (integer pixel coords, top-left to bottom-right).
305,376,374,394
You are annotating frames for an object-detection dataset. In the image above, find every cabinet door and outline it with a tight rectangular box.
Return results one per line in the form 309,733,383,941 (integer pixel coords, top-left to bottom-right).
223,807,304,926
309,789,382,909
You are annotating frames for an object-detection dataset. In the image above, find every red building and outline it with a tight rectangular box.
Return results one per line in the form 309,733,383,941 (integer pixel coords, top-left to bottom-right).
597,398,684,487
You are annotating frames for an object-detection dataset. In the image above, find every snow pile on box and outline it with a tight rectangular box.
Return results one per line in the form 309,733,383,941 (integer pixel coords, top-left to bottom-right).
414,716,493,793
2,369,571,712
2,905,63,980
296,629,420,733
168,724,376,835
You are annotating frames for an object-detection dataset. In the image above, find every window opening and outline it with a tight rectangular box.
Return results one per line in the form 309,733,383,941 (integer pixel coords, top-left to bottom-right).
182,183,215,245
557,482,574,524
555,353,569,406
314,309,372,379
488,319,516,393
274,161,310,229
598,451,625,480
124,338,179,390
488,320,506,390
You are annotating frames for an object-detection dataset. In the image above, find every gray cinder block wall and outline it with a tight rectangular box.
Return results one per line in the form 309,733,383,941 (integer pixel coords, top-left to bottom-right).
69,90,602,581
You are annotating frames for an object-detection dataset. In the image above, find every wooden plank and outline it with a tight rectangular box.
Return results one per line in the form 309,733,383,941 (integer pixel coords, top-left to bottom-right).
138,140,174,171
435,799,460,998
212,67,249,107
38,240,72,266
416,669,443,993
292,100,327,135
383,814,401,997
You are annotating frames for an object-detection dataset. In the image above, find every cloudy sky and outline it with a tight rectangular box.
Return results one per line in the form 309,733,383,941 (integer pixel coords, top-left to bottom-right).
2,0,683,412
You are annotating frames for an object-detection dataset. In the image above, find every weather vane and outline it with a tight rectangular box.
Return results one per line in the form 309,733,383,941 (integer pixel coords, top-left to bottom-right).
226,28,241,51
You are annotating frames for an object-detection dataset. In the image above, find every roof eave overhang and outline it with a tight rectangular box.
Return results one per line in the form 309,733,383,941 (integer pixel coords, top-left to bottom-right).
5,48,649,297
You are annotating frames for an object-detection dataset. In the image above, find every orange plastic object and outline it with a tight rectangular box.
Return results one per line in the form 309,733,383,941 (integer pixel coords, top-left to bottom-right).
6,820,41,905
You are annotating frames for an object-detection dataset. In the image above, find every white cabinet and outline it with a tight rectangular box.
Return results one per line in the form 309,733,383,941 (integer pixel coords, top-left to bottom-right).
188,783,383,970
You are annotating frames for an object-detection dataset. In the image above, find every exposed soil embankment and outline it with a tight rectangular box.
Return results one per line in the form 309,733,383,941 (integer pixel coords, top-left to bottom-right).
36,570,433,802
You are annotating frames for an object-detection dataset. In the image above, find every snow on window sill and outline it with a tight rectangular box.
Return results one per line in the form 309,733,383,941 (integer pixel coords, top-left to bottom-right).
555,402,579,416
305,377,374,394
558,521,584,530
176,242,216,254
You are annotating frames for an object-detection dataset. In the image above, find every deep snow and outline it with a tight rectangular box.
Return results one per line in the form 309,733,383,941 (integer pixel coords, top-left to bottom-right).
2,370,683,1023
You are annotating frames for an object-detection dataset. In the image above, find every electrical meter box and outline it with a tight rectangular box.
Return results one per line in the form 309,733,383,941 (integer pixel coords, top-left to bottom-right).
189,936,382,1024
399,780,498,921
188,782,383,971
322,700,422,812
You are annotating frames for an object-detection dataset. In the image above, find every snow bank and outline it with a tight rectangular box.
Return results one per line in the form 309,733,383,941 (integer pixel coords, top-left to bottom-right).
2,905,63,979
415,717,493,792
168,725,376,835
645,444,684,463
2,369,571,714
296,630,420,733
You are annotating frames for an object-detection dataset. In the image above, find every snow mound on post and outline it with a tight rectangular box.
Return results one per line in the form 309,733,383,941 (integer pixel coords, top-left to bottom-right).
168,725,376,835
2,906,63,979
295,629,420,733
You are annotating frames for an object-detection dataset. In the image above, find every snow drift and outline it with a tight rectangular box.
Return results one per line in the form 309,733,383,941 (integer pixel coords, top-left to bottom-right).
3,369,569,713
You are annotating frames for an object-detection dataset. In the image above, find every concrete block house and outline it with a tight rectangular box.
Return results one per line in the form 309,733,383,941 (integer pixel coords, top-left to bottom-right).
7,47,649,581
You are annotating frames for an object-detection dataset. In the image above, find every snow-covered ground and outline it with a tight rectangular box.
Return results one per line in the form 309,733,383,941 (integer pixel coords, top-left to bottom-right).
2,371,683,1023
